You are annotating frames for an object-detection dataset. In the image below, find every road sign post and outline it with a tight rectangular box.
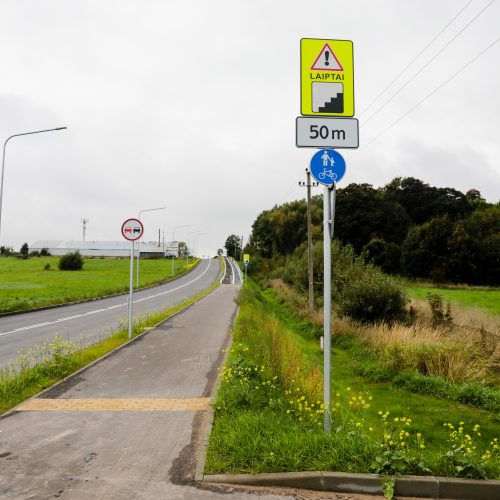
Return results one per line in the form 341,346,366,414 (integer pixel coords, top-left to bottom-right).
121,218,144,339
298,38,356,433
243,254,250,281
309,149,346,433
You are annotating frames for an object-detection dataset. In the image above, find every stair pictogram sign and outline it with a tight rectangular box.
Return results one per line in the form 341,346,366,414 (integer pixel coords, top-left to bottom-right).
300,38,354,117
311,43,343,71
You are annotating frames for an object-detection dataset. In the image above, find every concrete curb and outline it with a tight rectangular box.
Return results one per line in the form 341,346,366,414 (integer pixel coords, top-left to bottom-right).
0,259,201,318
203,471,500,500
194,298,239,482
202,471,500,499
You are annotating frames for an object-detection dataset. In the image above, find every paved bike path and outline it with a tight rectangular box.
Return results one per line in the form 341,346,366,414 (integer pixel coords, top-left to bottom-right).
0,285,290,499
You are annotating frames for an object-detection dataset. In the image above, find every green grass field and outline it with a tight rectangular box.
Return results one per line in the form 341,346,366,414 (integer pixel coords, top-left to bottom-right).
206,280,500,479
0,256,198,314
404,283,500,316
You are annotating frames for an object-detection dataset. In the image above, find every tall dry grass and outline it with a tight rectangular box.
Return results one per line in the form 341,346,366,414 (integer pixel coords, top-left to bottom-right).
269,279,499,384
236,283,322,402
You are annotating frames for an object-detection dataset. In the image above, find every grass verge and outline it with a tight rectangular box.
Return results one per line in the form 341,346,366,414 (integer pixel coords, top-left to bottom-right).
206,279,500,480
403,282,500,316
0,258,223,415
0,256,199,314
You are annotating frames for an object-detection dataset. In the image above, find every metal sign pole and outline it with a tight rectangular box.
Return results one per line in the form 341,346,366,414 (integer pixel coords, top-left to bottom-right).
128,240,134,339
323,186,332,433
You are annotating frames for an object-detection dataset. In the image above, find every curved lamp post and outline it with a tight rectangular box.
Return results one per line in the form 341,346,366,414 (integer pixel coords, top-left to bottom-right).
194,232,206,259
171,224,191,275
0,127,67,245
187,230,202,264
136,206,166,286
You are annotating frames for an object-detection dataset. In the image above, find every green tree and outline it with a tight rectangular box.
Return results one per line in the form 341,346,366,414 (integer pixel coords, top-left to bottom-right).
401,216,454,280
224,234,241,259
20,242,29,256
361,237,402,274
336,183,410,252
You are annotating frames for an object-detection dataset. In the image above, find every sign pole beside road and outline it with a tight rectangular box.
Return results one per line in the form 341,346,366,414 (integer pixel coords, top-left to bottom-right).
121,218,144,339
243,253,250,282
298,37,357,433
309,149,344,433
128,241,134,339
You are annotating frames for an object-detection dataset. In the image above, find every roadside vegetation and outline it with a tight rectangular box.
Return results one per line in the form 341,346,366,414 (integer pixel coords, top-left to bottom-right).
0,256,198,314
404,282,500,316
247,177,499,286
206,279,499,481
0,258,223,414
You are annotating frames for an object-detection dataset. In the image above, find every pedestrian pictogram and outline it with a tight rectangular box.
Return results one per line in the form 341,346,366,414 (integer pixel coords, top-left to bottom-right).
309,149,346,186
301,38,354,117
311,43,343,71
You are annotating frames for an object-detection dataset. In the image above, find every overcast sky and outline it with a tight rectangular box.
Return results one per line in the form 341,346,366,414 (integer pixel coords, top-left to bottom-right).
0,0,498,256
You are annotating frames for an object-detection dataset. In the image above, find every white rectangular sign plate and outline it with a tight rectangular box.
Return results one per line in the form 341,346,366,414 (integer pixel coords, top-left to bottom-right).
296,117,359,148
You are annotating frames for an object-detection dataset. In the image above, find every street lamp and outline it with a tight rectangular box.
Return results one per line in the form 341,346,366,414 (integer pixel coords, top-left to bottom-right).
187,230,202,264
194,232,206,259
136,206,166,287
0,127,67,245
171,224,191,275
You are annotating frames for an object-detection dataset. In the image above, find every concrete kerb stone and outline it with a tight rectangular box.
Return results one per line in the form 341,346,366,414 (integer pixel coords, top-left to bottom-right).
203,472,500,498
194,300,239,482
437,476,500,499
393,475,438,498
321,472,382,495
0,273,221,420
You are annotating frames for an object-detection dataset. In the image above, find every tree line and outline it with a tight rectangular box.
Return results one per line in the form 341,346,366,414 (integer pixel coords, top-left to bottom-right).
246,177,499,285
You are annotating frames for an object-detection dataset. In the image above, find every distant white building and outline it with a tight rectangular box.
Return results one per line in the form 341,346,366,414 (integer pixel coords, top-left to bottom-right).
30,240,181,258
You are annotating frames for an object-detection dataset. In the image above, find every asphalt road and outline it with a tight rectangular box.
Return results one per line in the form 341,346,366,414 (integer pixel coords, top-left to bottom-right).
0,258,221,368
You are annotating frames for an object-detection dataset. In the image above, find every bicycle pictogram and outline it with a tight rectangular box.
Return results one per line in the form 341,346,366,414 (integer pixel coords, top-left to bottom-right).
318,168,337,181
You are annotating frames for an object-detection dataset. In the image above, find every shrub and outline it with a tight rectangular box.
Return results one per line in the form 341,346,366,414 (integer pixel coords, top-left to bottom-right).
58,251,84,271
40,248,50,256
339,266,408,324
427,292,453,326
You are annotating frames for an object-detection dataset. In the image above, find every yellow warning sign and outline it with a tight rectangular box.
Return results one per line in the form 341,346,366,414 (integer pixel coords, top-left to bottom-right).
301,38,354,117
243,253,250,263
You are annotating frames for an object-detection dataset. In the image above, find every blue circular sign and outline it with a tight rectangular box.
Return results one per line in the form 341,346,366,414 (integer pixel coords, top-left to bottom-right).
310,149,346,185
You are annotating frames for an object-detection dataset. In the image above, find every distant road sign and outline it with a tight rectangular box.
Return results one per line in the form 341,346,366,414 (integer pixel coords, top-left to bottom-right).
296,117,358,148
310,149,346,186
243,253,250,263
121,218,144,241
301,39,354,117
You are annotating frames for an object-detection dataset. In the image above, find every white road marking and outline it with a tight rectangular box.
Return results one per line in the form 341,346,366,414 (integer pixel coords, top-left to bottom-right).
0,260,213,338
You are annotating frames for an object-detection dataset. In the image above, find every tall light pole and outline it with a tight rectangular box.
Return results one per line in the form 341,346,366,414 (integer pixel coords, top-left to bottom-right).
0,127,67,245
136,206,166,287
171,224,191,275
194,232,206,259
186,230,201,265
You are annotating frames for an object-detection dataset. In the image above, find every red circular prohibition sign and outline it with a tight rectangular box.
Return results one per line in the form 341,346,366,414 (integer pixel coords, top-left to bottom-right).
121,218,144,241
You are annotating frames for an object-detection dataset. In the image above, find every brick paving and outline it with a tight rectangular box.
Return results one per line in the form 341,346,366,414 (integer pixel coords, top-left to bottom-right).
17,397,211,411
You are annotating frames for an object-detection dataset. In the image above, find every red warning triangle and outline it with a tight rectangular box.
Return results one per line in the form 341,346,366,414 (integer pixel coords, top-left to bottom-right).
311,43,343,71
